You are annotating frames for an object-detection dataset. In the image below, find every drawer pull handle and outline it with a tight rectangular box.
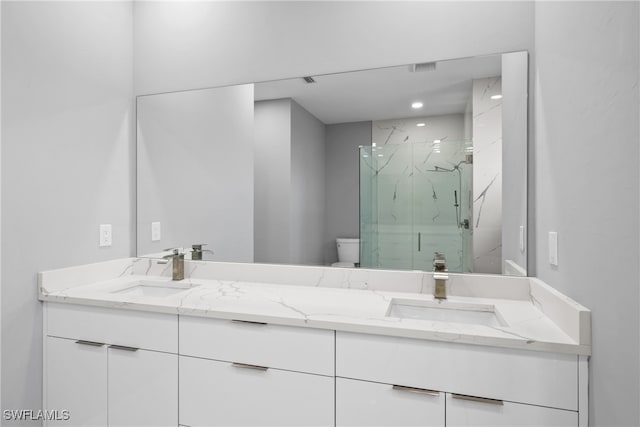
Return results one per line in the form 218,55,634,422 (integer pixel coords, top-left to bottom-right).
231,319,267,326
392,385,440,396
232,362,269,371
452,393,504,406
75,340,104,347
109,344,139,352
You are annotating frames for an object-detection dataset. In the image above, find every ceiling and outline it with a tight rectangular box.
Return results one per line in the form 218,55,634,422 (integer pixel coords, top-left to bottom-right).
254,54,503,125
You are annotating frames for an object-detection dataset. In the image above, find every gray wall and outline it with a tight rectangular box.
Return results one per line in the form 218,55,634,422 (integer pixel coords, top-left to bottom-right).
1,1,134,422
291,101,325,265
534,2,639,425
325,122,371,264
137,85,254,262
254,99,326,266
254,99,292,264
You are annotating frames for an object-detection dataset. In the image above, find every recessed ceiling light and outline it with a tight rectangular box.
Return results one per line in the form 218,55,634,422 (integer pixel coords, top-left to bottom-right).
491,94,502,100
377,154,384,158
434,139,441,144
416,123,426,127
411,102,424,109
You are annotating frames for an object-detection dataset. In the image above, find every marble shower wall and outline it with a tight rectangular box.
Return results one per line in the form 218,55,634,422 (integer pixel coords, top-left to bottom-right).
472,77,503,273
361,115,472,272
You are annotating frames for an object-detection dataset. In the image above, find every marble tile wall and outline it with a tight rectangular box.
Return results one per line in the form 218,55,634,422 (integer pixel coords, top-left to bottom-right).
472,77,503,274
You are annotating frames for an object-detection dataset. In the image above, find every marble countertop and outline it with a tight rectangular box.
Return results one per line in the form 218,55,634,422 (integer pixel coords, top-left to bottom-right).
38,258,591,356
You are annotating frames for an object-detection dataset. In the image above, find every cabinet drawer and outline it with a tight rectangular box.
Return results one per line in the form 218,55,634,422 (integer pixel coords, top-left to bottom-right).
336,377,444,426
446,393,577,426
46,303,177,353
336,332,577,411
179,316,334,376
180,355,334,426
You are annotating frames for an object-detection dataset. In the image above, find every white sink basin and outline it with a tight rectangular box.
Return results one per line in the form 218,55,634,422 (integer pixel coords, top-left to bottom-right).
386,298,507,327
112,280,197,298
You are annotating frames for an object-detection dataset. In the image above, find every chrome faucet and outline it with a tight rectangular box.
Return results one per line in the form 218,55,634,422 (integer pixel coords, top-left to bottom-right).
163,249,185,281
433,252,448,300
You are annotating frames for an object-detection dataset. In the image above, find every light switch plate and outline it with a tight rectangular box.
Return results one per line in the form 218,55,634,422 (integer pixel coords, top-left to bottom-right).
99,224,112,247
519,225,525,253
548,231,558,266
151,221,161,241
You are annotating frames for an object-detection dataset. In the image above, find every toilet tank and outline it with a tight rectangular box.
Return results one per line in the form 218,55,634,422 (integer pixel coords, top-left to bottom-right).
336,238,360,263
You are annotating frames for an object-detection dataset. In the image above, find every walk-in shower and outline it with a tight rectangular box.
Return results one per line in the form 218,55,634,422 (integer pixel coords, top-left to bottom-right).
359,138,473,273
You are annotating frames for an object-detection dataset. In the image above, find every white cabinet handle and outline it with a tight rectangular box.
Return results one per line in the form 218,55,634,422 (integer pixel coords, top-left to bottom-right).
75,340,104,347
232,362,269,371
108,344,139,352
392,385,440,396
452,393,504,406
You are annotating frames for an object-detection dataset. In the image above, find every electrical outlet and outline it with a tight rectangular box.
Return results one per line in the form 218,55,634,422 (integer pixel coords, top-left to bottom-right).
548,231,558,266
99,224,112,247
151,221,161,241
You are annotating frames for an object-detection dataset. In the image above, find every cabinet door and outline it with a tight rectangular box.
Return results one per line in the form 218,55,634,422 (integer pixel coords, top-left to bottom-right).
180,355,333,426
45,337,107,427
108,347,178,427
446,393,578,426
336,377,444,426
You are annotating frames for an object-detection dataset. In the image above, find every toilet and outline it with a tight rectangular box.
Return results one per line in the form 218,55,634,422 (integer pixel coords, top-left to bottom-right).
331,238,360,268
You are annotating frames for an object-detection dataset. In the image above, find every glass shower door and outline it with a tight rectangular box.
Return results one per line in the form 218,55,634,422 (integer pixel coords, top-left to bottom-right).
360,141,472,273
411,141,472,272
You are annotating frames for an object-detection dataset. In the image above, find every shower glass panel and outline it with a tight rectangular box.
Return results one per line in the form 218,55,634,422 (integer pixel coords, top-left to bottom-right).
360,141,472,272
359,145,378,268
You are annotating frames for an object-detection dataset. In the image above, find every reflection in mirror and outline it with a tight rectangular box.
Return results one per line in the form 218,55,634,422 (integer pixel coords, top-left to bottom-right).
137,51,528,276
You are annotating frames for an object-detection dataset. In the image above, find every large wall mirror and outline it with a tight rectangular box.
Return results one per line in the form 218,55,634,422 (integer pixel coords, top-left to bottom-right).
137,51,528,276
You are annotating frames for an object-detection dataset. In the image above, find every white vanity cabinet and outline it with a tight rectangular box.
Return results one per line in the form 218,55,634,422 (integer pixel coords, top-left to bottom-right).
43,303,178,427
42,296,588,426
336,332,583,427
178,316,335,427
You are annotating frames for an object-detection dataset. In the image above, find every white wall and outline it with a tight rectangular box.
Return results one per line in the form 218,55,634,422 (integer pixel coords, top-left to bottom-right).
137,85,254,262
1,1,133,422
254,99,292,264
291,101,326,265
133,1,535,96
325,122,371,264
534,2,640,425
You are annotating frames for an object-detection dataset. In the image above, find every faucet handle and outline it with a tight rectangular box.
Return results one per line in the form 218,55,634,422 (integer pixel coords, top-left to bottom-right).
162,248,182,258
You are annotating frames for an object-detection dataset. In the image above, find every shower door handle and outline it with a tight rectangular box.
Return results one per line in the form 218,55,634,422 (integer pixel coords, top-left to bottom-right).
418,232,421,252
